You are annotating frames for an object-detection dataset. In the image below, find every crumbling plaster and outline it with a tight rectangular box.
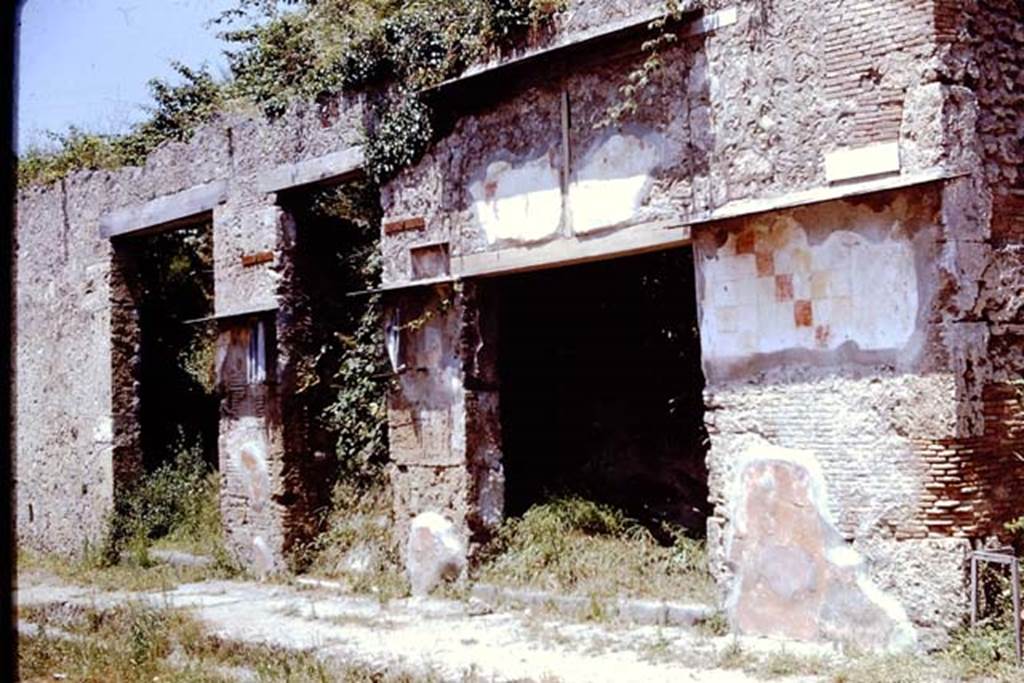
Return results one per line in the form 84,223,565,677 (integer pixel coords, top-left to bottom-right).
381,0,973,288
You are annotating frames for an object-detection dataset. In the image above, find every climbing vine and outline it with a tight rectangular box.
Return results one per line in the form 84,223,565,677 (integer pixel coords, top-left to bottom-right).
595,0,691,129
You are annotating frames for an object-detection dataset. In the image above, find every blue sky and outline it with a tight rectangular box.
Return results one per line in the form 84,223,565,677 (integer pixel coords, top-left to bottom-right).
16,0,239,153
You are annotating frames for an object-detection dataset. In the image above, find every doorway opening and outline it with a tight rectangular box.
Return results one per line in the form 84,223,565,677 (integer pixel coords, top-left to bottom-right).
127,222,217,474
496,247,710,538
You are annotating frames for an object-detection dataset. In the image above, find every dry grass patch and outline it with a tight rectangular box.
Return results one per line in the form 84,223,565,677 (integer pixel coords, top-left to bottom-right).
18,546,236,593
475,496,715,604
18,602,496,682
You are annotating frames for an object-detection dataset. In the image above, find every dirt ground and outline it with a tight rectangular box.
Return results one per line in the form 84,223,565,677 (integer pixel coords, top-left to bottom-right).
15,569,839,682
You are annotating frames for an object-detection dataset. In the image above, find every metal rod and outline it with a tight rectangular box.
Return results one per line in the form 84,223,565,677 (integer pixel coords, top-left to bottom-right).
970,549,1022,666
1012,558,1022,667
559,85,572,239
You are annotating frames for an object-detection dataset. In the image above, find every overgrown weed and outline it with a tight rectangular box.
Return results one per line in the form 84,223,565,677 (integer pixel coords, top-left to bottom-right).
102,448,235,568
19,601,459,682
476,496,715,603
19,450,238,591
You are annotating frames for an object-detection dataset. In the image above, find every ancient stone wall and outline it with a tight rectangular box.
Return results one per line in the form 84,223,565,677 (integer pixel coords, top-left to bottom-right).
16,0,1022,652
15,95,365,562
379,0,1020,650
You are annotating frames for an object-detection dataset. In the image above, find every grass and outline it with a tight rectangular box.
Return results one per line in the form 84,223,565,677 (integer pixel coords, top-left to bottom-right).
108,449,235,567
475,496,716,604
301,477,409,602
707,627,1024,683
18,601,468,682
19,449,240,593
18,547,235,593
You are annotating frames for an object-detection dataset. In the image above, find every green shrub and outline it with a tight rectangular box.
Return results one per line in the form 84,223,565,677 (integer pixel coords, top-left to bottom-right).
477,496,715,602
103,448,225,566
18,128,122,188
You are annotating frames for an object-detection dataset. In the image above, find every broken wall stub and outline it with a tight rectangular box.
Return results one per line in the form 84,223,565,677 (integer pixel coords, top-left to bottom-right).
386,282,503,559
16,94,367,565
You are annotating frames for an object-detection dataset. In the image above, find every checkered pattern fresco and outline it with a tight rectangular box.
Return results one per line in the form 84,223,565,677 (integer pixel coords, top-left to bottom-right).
698,217,919,360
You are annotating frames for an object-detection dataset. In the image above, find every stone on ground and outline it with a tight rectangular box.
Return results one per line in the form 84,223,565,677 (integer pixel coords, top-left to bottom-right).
406,511,466,596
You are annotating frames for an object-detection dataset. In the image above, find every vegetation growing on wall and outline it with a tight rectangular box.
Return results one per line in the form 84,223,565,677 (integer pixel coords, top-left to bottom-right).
18,63,223,188
281,181,390,485
17,0,565,187
595,0,693,129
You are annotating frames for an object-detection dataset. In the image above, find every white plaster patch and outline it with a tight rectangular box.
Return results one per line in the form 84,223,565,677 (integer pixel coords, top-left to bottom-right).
824,142,901,183
469,151,562,243
699,217,919,361
252,536,274,577
92,417,113,443
569,133,662,234
235,439,271,512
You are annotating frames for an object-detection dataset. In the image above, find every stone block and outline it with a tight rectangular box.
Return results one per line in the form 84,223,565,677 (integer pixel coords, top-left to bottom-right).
406,511,467,596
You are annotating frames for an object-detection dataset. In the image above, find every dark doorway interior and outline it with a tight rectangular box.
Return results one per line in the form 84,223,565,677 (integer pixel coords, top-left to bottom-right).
132,223,218,472
497,247,710,536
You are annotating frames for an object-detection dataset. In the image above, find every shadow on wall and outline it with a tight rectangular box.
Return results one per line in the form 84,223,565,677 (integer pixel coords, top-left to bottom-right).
112,222,218,475
496,247,710,537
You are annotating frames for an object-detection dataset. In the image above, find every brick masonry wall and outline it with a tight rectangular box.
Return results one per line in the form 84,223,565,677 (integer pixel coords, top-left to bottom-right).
913,382,1024,539
693,178,1021,645
823,0,939,146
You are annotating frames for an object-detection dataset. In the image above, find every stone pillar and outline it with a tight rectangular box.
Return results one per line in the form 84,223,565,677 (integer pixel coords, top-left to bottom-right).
213,195,319,574
387,281,504,563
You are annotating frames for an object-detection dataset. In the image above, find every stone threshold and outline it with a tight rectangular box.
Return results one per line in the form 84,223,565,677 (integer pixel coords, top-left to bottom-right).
469,583,715,627
294,576,716,627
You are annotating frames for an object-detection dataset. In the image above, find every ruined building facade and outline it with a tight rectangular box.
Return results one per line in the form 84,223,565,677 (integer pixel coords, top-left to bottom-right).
14,0,1024,650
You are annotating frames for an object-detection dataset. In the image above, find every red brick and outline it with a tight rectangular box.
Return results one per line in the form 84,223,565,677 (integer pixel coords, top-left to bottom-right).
794,300,813,327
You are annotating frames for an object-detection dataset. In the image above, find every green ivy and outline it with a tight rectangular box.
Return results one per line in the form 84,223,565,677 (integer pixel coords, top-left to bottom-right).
363,92,434,183
18,0,565,188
